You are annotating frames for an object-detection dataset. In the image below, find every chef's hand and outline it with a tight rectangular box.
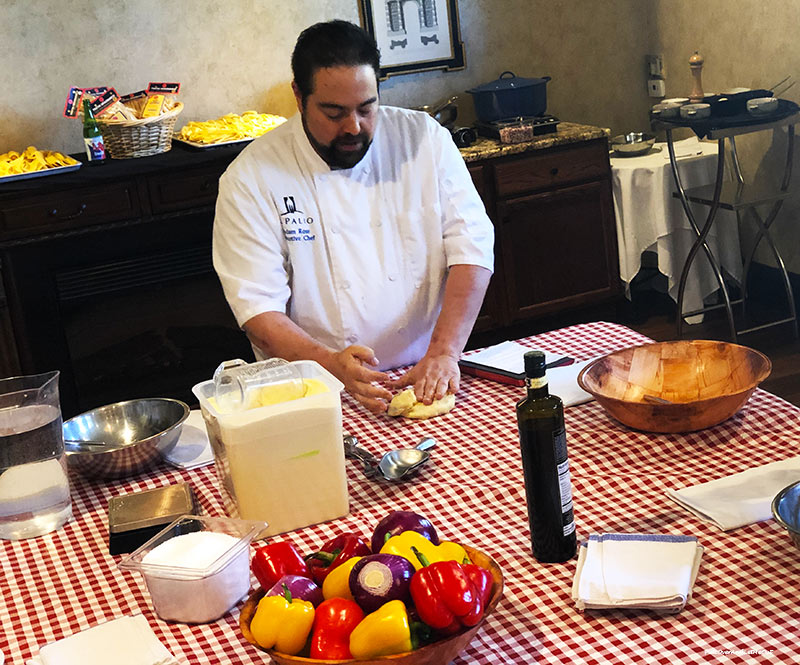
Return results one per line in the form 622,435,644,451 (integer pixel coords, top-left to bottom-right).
390,353,460,404
330,345,392,415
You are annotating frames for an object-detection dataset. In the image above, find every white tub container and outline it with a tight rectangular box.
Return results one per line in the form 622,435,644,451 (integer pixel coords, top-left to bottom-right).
118,514,265,623
192,360,349,536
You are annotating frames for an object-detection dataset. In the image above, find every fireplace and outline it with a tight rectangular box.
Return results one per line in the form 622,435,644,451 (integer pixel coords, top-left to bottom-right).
2,211,253,419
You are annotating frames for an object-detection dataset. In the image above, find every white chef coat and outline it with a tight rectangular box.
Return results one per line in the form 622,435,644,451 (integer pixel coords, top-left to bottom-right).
213,105,494,370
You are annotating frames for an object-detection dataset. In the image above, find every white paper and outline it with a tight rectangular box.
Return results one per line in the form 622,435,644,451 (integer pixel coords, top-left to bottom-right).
162,410,213,470
546,360,595,407
572,533,703,613
32,615,178,665
462,341,562,374
666,456,800,530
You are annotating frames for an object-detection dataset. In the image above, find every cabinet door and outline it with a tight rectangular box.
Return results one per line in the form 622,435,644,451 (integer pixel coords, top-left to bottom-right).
468,164,505,332
498,179,619,322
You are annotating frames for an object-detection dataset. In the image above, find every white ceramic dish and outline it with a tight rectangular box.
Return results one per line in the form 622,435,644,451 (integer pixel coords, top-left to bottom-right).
723,87,751,95
680,103,711,120
747,97,779,115
173,136,254,150
651,102,682,118
663,97,689,105
0,162,81,184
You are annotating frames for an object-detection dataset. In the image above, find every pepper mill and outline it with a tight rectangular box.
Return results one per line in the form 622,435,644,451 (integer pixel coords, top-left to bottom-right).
689,51,704,103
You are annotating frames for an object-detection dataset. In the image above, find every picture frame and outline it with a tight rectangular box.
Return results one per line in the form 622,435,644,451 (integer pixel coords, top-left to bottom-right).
358,0,465,80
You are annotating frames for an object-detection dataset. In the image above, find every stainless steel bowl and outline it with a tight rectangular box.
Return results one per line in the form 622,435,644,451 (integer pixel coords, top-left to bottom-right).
610,132,656,156
63,398,189,479
772,480,800,550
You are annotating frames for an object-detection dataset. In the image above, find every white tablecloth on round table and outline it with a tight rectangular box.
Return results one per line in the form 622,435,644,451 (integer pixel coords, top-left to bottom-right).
611,136,742,317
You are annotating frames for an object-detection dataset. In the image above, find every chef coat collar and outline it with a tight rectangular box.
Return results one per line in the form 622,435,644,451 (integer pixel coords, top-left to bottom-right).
291,109,378,177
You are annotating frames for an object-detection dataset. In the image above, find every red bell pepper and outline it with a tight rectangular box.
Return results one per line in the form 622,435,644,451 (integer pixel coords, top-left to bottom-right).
309,597,364,659
305,533,371,584
252,541,310,591
409,546,494,634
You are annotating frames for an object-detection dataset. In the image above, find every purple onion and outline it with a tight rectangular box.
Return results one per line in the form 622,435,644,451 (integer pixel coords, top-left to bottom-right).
349,553,414,613
370,511,440,552
266,574,324,607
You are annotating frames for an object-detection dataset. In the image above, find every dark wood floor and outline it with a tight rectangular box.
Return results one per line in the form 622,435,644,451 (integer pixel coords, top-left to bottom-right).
613,288,800,407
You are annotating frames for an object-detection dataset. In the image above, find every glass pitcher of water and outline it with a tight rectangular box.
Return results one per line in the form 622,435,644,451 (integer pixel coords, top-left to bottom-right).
0,371,72,540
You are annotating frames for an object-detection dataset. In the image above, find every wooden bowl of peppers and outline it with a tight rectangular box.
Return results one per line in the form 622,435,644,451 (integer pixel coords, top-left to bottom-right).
239,510,504,664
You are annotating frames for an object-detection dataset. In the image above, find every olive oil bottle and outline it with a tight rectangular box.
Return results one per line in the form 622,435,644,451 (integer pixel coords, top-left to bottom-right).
516,350,577,562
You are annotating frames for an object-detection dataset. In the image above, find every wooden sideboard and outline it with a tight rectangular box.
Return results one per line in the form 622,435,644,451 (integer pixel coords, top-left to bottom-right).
0,129,619,415
466,132,619,334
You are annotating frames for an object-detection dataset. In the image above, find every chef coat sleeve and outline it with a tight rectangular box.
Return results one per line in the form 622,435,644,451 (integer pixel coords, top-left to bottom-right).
431,121,494,272
213,166,291,327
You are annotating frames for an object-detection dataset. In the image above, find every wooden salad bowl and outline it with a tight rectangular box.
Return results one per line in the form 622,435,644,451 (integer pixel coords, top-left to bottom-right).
240,544,504,665
577,339,771,433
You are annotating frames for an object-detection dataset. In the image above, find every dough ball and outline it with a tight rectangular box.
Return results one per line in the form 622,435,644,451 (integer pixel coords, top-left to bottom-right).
406,393,456,419
387,388,455,419
387,388,416,416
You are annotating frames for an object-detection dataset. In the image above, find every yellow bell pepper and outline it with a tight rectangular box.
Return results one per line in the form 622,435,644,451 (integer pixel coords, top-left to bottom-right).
322,555,362,601
349,599,413,659
380,530,468,570
249,585,315,655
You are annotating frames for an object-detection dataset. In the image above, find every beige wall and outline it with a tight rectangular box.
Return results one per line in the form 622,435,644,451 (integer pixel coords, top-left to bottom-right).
1,0,655,155
6,1,795,268
655,0,800,271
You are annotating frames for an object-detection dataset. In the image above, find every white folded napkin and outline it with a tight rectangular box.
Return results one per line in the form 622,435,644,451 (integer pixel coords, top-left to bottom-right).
666,456,800,530
572,533,703,613
162,409,213,470
547,359,595,408
28,615,178,665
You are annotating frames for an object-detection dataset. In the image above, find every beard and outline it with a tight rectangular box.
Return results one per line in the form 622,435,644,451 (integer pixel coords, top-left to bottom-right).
303,117,372,170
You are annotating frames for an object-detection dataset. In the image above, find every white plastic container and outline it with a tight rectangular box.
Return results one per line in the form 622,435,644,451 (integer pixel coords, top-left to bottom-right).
192,360,349,536
118,514,265,623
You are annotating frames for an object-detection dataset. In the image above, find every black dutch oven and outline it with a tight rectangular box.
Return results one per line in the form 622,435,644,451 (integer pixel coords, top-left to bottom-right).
467,71,551,122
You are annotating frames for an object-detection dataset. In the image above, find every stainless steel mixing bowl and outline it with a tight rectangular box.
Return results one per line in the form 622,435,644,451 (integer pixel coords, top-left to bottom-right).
610,132,656,156
772,480,800,550
63,398,189,479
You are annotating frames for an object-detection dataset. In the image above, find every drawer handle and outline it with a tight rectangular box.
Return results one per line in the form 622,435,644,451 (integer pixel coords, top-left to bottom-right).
50,203,87,220
550,167,559,177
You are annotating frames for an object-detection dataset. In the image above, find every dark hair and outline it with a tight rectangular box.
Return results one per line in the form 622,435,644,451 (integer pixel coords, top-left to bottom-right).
291,20,380,100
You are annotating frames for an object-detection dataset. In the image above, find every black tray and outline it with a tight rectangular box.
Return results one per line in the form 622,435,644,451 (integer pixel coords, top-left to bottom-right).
655,98,800,139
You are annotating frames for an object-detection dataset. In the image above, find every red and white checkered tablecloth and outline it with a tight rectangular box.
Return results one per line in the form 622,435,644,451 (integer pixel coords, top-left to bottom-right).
3,321,800,664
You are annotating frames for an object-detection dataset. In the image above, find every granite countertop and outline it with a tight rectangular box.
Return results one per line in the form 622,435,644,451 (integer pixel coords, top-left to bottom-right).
459,121,610,162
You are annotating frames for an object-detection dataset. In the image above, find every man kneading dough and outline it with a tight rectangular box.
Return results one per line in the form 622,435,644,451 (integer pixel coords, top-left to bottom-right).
388,388,455,419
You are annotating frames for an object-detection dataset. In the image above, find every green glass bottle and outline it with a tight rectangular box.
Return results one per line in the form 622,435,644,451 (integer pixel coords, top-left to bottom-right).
82,99,105,165
516,350,577,562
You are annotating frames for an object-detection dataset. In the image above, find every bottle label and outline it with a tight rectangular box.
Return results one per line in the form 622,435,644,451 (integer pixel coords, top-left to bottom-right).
553,428,576,536
84,136,105,161
525,376,548,389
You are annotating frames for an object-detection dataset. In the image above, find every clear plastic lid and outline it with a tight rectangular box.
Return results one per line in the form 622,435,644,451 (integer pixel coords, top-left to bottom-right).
212,358,306,413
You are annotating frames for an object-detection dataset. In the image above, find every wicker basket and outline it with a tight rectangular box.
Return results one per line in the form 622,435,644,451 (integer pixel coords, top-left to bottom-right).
96,101,183,159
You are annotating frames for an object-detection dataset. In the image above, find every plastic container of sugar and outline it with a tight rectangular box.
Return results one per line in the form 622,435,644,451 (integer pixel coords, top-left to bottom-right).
118,514,266,623
192,360,348,537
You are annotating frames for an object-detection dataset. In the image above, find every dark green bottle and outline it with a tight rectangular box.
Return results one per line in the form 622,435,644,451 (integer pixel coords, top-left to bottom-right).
516,350,577,562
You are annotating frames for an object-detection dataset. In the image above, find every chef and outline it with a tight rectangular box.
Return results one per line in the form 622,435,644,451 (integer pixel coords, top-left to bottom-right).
213,20,493,415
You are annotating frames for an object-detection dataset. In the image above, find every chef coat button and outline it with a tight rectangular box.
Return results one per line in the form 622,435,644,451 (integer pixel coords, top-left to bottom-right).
331,227,338,234
347,335,358,344
388,274,397,282
342,281,351,290
415,281,422,289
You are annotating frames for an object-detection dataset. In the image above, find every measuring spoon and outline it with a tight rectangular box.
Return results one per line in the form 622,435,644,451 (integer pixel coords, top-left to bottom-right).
377,436,437,481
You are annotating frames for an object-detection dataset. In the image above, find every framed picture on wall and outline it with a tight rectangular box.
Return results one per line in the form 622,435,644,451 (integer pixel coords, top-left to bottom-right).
358,0,465,79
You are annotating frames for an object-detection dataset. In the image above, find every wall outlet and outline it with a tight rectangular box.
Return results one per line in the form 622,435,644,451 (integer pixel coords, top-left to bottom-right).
646,54,664,77
648,79,666,98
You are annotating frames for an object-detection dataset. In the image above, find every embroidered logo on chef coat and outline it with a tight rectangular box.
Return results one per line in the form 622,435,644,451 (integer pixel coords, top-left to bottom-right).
279,196,316,242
